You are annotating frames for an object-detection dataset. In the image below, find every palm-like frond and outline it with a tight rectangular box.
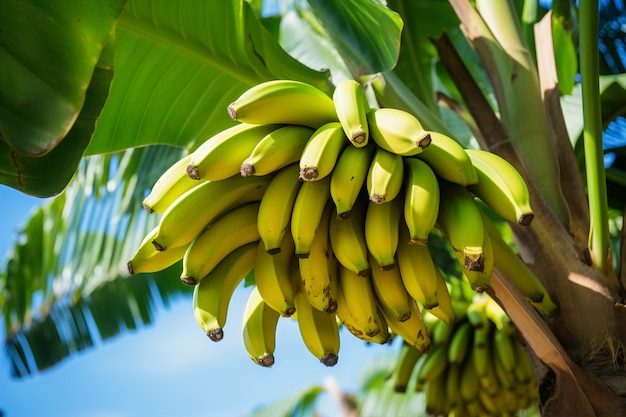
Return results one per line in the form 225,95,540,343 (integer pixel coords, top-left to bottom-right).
1,145,191,378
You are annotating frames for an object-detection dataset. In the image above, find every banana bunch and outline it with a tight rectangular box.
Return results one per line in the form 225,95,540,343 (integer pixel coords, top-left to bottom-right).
126,78,557,370
389,278,539,417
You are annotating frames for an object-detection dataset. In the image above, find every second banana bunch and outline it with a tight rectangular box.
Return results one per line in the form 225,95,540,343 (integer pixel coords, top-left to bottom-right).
127,78,557,372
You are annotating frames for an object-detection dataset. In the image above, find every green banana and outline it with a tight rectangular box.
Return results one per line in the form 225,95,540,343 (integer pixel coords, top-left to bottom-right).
414,342,449,390
127,226,187,276
330,144,375,219
466,148,534,226
364,194,403,270
447,320,473,366
397,224,439,309
391,342,423,393
298,203,338,313
291,175,331,257
240,125,315,177
192,242,257,341
417,131,478,186
366,107,431,156
332,79,370,147
241,286,281,367
142,153,197,214
424,371,448,416
403,157,440,245
459,355,479,403
228,79,337,129
293,291,340,366
328,196,370,276
492,329,518,373
337,265,386,338
367,147,405,204
180,202,260,285
299,121,348,181
437,181,490,290
369,255,413,322
445,363,462,411
187,123,279,181
253,234,299,317
151,173,272,251
257,163,302,254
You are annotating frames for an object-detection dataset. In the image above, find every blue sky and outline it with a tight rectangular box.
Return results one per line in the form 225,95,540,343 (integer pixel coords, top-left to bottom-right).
0,185,396,417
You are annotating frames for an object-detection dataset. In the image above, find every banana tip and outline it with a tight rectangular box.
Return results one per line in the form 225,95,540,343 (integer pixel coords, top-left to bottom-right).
240,163,255,177
518,213,534,226
186,164,200,180
256,354,275,367
227,104,237,121
320,353,338,367
180,276,198,286
126,261,135,275
207,328,224,342
141,203,154,214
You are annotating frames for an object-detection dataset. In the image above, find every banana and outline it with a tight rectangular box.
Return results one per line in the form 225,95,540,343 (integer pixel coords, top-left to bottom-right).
364,194,403,270
472,323,493,377
369,255,413,322
330,143,375,219
403,157,440,245
482,212,553,308
437,181,490,291
328,196,370,276
142,153,197,214
253,234,299,317
367,147,405,204
483,295,517,335
291,175,331,257
493,338,517,391
427,267,458,325
465,294,489,328
127,226,187,275
492,329,518,373
187,123,279,181
192,242,257,341
241,287,281,367
447,320,473,366
459,356,479,403
257,163,302,254
337,265,386,338
240,125,315,177
466,148,534,226
417,131,478,186
298,203,338,313
228,79,337,129
414,342,449,390
391,342,423,393
293,291,340,366
151,173,272,251
366,107,432,156
445,364,462,411
299,122,348,181
396,224,439,309
380,299,430,352
424,371,448,416
180,202,260,285
332,79,370,147
462,230,494,294
430,317,454,345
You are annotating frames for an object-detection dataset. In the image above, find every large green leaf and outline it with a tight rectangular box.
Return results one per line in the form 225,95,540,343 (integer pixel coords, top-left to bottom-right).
0,0,126,155
87,0,331,155
304,0,403,78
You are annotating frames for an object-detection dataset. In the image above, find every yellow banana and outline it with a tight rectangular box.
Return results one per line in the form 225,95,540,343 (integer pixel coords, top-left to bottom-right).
291,175,331,257
142,153,197,214
380,299,430,352
192,242,257,341
417,131,478,186
298,203,338,313
403,157,440,245
253,235,299,317
257,163,302,254
293,291,340,366
364,194,403,270
186,123,279,181
330,143,375,219
366,107,432,156
337,265,386,338
332,79,370,147
240,125,315,177
427,267,457,325
180,202,260,285
228,79,337,129
366,148,405,204
437,181,490,291
299,122,348,181
466,148,534,226
241,287,281,367
127,225,187,276
397,224,439,309
369,255,413,322
328,196,370,276
151,173,272,251
335,285,390,345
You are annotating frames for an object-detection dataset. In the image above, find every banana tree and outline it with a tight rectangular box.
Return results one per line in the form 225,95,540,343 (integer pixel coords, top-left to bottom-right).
2,1,626,416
